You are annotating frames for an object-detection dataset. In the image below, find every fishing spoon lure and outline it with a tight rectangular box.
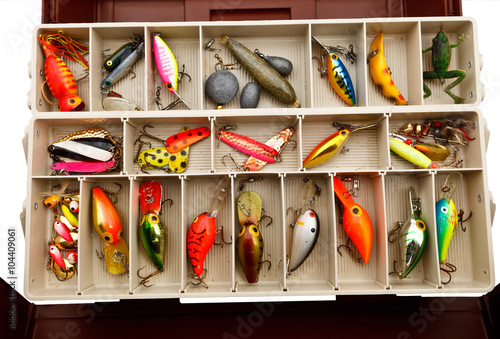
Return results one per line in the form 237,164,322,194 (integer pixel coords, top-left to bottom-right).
217,129,280,163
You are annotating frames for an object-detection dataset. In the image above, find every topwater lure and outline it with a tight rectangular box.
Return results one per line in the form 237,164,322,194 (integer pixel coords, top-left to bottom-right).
422,26,466,104
436,172,462,263
312,36,356,106
303,119,381,169
138,181,168,286
288,178,321,274
389,186,427,279
187,176,230,284
217,129,280,163
221,36,300,108
243,126,295,171
153,33,191,109
38,32,89,111
92,186,129,275
236,191,264,283
368,33,407,105
334,176,373,264
101,39,145,90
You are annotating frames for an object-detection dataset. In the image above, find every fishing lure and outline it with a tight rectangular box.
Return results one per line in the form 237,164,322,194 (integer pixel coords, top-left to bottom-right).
236,191,264,283
389,134,437,169
101,40,144,90
368,33,407,105
53,233,78,250
389,186,427,279
48,245,76,280
334,176,373,264
303,120,379,169
217,130,279,163
61,204,78,227
138,181,167,286
53,219,74,244
42,182,79,209
92,186,124,245
254,49,293,77
50,159,118,174
153,33,191,109
312,36,356,106
423,26,466,104
221,36,300,108
103,96,142,111
165,126,210,154
38,32,88,111
243,126,295,171
104,42,136,71
187,177,230,282
436,172,462,263
413,143,450,161
67,251,78,265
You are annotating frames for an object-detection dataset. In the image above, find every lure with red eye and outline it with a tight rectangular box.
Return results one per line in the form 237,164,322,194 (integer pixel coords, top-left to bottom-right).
92,186,123,245
333,176,373,264
288,209,320,273
187,213,217,278
165,126,211,154
49,244,66,270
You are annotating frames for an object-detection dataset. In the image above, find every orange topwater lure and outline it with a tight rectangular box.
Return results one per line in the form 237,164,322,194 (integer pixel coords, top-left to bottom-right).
333,176,373,264
38,32,89,111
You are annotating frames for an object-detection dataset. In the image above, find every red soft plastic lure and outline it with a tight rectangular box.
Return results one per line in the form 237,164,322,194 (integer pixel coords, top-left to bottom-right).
217,130,279,163
333,176,373,264
165,126,210,153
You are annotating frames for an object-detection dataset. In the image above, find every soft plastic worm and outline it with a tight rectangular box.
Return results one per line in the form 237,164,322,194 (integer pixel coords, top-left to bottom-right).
217,130,279,163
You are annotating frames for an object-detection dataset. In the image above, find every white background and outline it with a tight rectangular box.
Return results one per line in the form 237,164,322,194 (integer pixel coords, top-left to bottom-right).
0,0,499,302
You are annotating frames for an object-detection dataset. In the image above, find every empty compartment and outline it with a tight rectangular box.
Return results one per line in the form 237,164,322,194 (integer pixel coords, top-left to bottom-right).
284,174,336,293
385,172,441,291
434,171,494,291
301,113,388,172
91,26,146,111
388,111,482,170
126,117,212,175
421,19,477,106
31,118,124,177
366,21,422,106
34,26,90,113
25,178,80,300
130,176,183,296
201,23,310,109
146,25,201,111
233,174,284,294
310,22,366,107
79,177,131,296
183,175,234,294
334,172,388,292
214,115,300,173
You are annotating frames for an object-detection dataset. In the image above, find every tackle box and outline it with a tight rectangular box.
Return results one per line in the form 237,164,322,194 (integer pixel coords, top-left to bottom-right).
24,15,495,301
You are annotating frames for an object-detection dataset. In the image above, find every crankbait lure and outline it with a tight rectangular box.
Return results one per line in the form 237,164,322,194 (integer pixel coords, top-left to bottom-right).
243,126,295,171
436,172,463,263
389,186,427,279
153,33,191,109
254,49,293,77
165,126,211,154
217,130,280,163
138,181,167,286
38,32,89,111
368,33,407,105
312,36,356,106
101,40,145,90
334,176,373,264
423,26,466,104
187,176,230,282
236,191,264,283
104,42,136,71
288,179,321,274
389,134,437,169
221,36,300,108
303,120,380,169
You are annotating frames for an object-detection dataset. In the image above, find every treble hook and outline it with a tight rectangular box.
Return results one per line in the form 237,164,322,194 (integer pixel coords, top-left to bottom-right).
312,56,327,78
388,222,404,243
190,269,209,288
258,215,273,228
139,125,164,144
137,266,163,287
214,225,232,246
259,260,272,272
177,64,191,83
337,238,363,263
458,209,473,232
222,153,244,171
440,262,457,285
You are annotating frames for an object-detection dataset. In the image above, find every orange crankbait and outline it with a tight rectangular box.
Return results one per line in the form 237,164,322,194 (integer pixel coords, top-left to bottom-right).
92,187,123,245
333,176,373,264
38,32,89,111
